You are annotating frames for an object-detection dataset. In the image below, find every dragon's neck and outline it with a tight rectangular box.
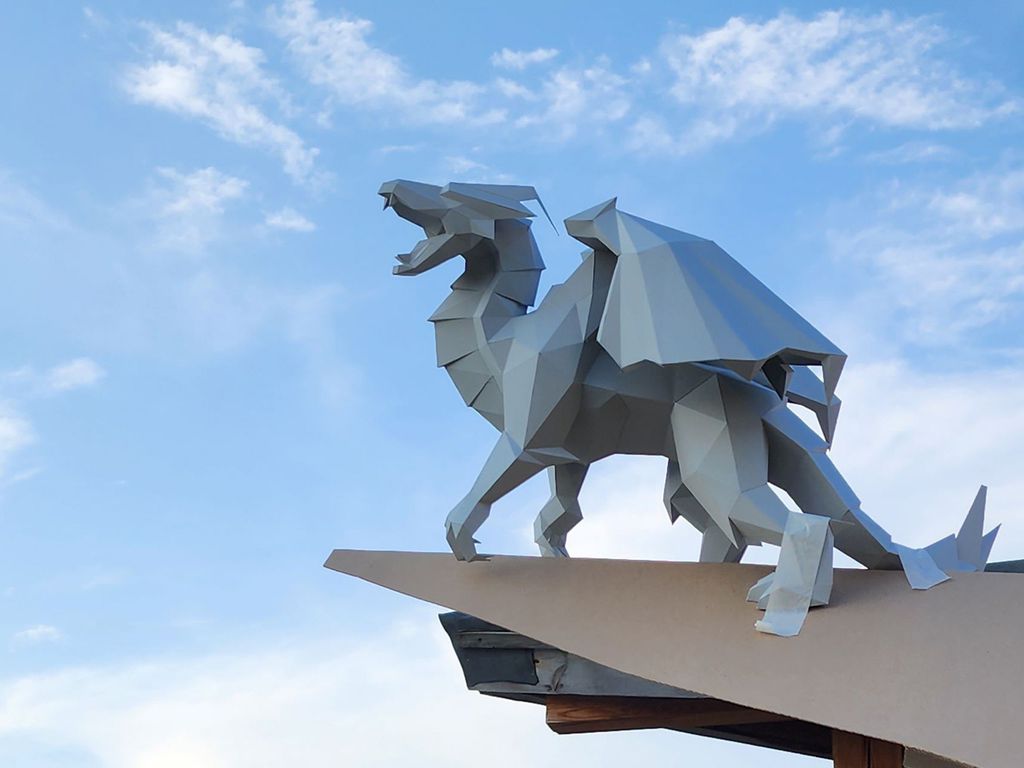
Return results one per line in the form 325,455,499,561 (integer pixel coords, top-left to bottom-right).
430,219,544,431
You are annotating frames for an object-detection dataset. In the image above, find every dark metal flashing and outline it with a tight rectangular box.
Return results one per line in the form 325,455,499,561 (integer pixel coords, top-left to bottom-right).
438,611,832,759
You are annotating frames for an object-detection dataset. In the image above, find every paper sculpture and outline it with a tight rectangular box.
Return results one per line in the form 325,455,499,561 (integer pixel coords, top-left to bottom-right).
379,179,999,636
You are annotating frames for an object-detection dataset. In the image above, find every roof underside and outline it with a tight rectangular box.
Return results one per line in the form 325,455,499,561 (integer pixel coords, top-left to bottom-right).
327,550,1023,768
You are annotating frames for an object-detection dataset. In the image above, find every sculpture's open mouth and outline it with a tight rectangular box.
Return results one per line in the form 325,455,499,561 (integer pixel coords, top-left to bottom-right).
392,233,477,276
381,178,541,276
392,241,424,275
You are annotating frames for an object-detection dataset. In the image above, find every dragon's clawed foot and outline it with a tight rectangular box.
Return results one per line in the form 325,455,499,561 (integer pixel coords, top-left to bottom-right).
445,521,481,561
746,572,776,608
536,538,570,558
445,501,490,561
746,569,830,611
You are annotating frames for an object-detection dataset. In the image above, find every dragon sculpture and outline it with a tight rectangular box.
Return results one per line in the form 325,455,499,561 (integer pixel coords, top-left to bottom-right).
379,179,998,636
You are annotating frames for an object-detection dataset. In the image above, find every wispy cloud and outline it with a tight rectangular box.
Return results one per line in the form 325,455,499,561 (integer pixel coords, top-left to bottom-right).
44,358,106,393
0,171,71,233
926,166,1024,239
157,167,248,216
629,11,1017,154
0,407,35,484
0,357,106,485
123,8,1015,166
0,620,784,767
864,141,955,165
513,60,632,140
264,207,315,232
123,22,318,181
3,358,106,397
444,156,488,175
268,1,626,140
82,6,109,31
147,167,248,252
829,163,1024,341
491,47,559,70
269,0,503,126
11,625,62,646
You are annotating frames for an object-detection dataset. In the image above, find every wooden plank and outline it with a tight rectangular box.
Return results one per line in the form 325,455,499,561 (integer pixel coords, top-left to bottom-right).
546,695,789,735
833,730,869,768
869,738,904,768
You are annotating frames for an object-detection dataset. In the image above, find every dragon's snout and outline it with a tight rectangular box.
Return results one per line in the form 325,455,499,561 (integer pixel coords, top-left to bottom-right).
381,177,551,276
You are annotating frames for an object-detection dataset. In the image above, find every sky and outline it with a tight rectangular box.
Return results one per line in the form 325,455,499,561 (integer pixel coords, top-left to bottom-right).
0,1,1022,765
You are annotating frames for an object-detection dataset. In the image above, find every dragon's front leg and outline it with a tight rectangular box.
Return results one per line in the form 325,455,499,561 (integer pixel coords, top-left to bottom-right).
533,462,589,557
446,433,547,561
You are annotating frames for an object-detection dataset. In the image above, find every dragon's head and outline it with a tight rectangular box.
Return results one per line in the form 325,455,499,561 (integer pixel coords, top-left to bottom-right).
379,179,552,275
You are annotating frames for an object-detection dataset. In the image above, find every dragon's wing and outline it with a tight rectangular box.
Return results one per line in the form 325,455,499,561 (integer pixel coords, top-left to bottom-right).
577,206,846,401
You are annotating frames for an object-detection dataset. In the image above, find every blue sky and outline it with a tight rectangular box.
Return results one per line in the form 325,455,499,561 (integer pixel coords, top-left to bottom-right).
1,1,1022,764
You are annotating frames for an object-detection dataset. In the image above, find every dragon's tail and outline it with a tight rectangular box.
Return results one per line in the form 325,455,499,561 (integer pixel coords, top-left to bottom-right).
926,485,1000,573
897,485,999,589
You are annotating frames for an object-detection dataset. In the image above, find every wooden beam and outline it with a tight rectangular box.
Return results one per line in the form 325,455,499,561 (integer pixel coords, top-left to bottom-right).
833,731,869,768
546,695,789,735
868,738,904,768
832,730,904,767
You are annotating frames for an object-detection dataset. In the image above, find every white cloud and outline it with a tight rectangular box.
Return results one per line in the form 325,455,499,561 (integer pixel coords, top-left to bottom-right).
864,141,954,165
491,47,559,70
270,3,620,139
44,358,106,393
265,207,315,232
0,618,814,767
926,166,1024,239
123,22,318,181
148,167,248,252
631,11,1017,154
825,359,1024,554
2,358,106,396
82,6,109,31
376,143,420,155
494,78,535,100
557,455,706,563
269,0,504,126
829,164,1024,341
11,625,61,646
157,167,248,216
123,7,1013,163
514,61,632,140
0,358,107,486
445,156,488,175
0,407,34,484
0,171,71,233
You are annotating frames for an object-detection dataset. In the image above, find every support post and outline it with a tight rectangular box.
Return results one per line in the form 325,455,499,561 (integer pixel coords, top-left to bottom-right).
832,730,903,768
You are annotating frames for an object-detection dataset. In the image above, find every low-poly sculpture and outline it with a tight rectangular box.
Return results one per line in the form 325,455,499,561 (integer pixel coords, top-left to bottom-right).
379,179,998,636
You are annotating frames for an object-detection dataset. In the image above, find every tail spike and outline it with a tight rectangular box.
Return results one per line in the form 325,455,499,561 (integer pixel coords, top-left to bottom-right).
926,485,998,573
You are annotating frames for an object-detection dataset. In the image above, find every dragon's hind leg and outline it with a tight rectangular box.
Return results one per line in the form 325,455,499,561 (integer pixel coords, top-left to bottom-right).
534,463,589,557
664,460,746,563
670,376,834,636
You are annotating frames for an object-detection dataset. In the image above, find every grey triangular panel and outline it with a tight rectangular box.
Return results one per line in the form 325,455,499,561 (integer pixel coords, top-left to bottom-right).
586,214,844,380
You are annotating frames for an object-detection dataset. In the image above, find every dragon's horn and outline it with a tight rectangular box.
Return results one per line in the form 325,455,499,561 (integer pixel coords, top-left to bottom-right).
441,183,557,233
